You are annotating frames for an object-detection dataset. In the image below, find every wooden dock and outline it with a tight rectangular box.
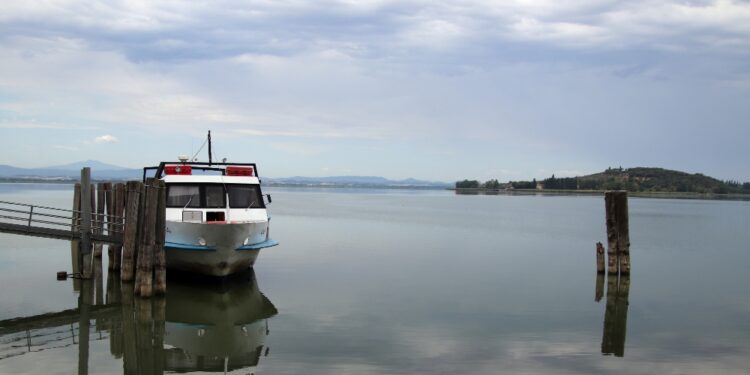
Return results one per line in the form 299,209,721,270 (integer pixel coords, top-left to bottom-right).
0,222,120,244
0,167,167,298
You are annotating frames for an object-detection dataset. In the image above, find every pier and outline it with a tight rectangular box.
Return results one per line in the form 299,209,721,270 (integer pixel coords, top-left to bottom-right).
0,167,166,298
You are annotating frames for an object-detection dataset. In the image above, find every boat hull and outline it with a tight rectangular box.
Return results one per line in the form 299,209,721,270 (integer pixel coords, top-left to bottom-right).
165,221,276,276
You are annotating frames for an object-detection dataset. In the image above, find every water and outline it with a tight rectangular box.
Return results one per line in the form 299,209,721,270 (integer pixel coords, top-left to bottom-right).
0,184,749,374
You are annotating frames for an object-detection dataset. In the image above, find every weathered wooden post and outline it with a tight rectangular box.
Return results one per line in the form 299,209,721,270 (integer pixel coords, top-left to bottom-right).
94,183,105,257
154,180,167,295
111,183,126,270
104,182,113,265
133,182,146,290
121,181,142,282
80,168,92,278
72,183,81,231
135,178,157,297
605,191,630,275
596,242,605,274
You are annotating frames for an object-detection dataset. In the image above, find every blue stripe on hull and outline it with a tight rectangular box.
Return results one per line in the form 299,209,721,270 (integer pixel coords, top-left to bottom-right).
165,239,279,252
165,242,216,251
236,239,279,251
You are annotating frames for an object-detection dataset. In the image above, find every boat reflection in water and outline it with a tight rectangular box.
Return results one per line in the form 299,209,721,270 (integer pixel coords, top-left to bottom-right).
0,268,277,375
162,272,278,373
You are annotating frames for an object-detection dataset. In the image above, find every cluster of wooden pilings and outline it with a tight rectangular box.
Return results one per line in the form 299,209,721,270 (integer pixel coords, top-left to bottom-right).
73,167,166,298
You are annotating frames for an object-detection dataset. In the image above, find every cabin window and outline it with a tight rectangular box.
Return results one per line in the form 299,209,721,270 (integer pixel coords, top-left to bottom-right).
227,184,265,208
205,185,226,208
167,185,200,208
166,184,227,208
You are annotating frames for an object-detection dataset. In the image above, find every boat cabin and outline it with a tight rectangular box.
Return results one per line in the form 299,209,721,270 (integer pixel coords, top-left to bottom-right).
143,162,270,224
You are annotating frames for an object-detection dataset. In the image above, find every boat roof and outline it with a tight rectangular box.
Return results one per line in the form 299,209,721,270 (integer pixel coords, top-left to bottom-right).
163,174,260,184
143,161,260,181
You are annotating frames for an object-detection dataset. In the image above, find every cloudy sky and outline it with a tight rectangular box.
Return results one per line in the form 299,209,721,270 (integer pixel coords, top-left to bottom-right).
1,0,748,182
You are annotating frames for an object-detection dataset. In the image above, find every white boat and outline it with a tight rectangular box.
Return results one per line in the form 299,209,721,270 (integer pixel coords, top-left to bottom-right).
144,139,278,276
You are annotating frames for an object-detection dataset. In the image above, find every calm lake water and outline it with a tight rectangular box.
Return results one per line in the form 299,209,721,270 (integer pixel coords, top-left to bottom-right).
0,184,749,374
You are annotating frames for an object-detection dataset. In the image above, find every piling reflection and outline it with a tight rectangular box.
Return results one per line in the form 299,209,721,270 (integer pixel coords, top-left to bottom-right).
600,274,630,357
0,269,277,375
114,271,277,374
594,274,604,303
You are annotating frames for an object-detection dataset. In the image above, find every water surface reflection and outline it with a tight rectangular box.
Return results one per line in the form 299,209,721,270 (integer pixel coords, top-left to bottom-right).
600,275,630,357
0,270,277,374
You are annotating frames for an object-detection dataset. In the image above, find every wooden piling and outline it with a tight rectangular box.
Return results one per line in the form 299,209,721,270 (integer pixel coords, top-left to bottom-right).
108,184,116,269
135,178,157,297
104,183,113,266
596,242,605,274
80,169,92,278
121,181,141,282
133,182,146,290
112,183,126,270
605,191,630,275
72,183,81,231
153,180,166,295
94,183,105,257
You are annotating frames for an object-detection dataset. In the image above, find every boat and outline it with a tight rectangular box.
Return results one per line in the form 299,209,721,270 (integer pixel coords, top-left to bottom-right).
143,132,278,276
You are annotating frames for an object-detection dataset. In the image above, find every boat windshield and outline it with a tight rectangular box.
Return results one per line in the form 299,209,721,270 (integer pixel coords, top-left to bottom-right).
166,183,264,209
227,184,265,208
167,185,200,208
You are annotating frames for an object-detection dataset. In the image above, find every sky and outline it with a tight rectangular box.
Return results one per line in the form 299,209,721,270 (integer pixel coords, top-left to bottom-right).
0,0,749,182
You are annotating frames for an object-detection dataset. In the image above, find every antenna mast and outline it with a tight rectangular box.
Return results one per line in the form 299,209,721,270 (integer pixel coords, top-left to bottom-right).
207,130,212,165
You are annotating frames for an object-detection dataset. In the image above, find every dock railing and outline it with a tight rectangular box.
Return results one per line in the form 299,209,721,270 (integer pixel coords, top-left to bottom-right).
0,200,124,241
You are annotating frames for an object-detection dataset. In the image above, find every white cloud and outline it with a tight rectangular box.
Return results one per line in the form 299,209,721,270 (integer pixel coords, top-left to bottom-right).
94,134,118,143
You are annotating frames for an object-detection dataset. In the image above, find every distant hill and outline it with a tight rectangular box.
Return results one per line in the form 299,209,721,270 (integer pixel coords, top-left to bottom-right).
502,167,750,194
47,160,129,171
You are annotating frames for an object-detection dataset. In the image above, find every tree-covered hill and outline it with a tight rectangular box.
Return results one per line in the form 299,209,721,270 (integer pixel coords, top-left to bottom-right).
458,167,750,194
576,167,749,194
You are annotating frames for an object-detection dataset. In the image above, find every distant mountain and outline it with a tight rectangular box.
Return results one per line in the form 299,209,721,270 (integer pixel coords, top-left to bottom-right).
47,160,129,171
0,161,141,180
0,161,450,188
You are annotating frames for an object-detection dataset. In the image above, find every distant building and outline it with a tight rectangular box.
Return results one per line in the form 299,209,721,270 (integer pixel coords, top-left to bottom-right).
536,182,544,190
